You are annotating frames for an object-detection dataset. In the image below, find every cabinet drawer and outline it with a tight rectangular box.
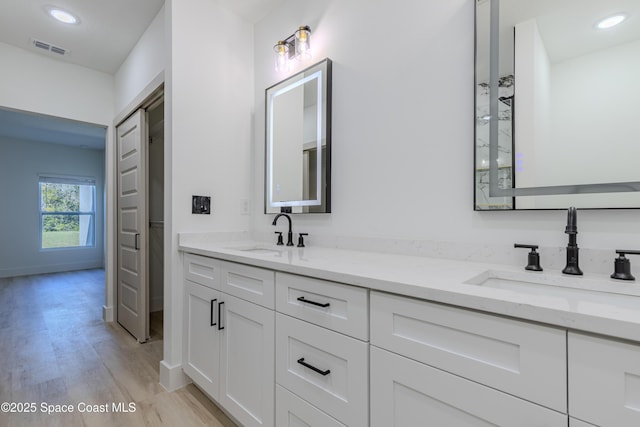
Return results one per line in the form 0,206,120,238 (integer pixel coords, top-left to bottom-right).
276,385,346,427
569,332,640,427
184,253,220,289
370,291,567,412
275,272,368,340
276,314,368,427
220,260,275,309
371,346,567,427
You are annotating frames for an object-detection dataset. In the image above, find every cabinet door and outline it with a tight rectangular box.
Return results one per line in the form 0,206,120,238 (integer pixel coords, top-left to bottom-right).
183,280,221,400
219,293,275,427
569,332,640,427
370,346,567,427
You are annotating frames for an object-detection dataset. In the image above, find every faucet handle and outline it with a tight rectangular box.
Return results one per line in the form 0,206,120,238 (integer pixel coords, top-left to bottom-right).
274,231,284,246
297,233,308,248
514,244,543,271
611,250,640,281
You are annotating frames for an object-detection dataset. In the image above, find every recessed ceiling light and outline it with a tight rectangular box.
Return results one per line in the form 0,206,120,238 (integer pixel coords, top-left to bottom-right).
45,6,79,24
596,14,627,30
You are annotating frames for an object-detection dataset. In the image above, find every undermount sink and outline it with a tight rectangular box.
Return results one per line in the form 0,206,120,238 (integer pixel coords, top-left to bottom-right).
464,269,640,309
240,247,282,254
224,245,284,255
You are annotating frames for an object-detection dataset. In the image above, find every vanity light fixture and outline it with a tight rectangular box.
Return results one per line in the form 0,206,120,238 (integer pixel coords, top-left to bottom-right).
596,14,627,30
45,6,79,24
273,25,312,71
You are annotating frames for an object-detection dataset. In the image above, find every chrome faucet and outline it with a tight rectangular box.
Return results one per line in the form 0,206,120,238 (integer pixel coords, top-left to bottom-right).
562,206,583,275
272,213,294,246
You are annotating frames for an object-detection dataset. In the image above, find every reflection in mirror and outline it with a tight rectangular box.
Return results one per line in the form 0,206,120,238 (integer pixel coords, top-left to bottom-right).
475,0,640,210
265,58,331,213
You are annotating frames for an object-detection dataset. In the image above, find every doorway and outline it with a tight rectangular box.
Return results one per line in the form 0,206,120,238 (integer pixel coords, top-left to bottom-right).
116,93,164,343
0,106,106,279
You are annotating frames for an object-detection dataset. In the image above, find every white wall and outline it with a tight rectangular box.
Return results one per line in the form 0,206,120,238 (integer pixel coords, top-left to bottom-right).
514,19,551,209
0,138,105,277
114,5,166,115
0,41,113,296
511,37,640,209
251,0,640,262
0,42,113,125
161,0,254,389
549,41,640,186
107,5,166,323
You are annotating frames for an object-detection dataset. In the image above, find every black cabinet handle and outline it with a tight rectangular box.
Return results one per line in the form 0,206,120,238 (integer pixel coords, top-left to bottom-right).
218,301,225,330
297,297,330,308
210,299,217,326
297,358,331,376
135,233,140,250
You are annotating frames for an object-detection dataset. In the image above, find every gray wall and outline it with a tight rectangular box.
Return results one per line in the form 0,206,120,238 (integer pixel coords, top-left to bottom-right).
0,138,105,277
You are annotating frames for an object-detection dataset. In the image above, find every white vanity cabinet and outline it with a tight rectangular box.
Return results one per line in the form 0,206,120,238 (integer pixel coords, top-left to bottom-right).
370,291,568,426
183,253,275,427
568,332,640,427
180,246,640,427
275,273,369,427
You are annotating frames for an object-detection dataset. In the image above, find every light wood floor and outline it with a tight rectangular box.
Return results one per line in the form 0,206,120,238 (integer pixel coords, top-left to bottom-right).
0,269,238,427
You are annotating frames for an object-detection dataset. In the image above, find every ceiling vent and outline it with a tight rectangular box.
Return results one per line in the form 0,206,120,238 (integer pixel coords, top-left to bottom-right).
31,38,69,56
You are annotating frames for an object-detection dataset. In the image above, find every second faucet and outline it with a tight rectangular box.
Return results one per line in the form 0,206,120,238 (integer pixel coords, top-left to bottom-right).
272,213,294,246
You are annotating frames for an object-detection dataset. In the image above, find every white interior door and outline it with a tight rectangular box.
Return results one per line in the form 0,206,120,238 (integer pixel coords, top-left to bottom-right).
117,109,148,342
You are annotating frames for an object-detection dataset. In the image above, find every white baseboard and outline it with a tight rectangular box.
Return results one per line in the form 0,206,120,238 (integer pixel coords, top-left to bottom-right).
0,260,103,278
103,305,114,322
159,360,190,392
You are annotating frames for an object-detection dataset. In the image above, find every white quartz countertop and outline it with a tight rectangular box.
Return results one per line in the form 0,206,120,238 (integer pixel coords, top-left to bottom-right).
179,237,640,342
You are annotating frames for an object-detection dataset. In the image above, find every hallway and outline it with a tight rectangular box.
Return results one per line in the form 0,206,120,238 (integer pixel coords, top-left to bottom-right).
0,269,236,426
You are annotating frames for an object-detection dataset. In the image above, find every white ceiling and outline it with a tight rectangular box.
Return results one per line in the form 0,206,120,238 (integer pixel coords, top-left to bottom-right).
502,0,640,63
0,107,107,149
0,0,283,150
0,0,165,75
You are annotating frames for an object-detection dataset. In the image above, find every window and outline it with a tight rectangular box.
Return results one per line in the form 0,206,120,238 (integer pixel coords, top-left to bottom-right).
39,175,96,249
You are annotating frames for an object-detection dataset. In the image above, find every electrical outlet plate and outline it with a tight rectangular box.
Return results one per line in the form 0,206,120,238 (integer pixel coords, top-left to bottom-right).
192,195,211,214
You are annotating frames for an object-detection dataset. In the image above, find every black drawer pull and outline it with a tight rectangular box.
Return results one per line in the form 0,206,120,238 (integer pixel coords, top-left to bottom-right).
297,358,331,376
210,299,217,326
218,301,225,330
297,296,330,308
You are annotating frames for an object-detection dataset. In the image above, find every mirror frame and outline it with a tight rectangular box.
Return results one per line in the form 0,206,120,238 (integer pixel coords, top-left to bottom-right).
264,58,332,214
475,0,640,208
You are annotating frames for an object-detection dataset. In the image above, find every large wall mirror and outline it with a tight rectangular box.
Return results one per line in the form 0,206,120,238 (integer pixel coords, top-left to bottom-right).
475,0,640,210
265,58,332,214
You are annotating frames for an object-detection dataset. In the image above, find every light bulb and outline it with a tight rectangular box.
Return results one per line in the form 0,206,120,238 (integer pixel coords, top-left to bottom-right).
295,26,312,60
273,41,290,72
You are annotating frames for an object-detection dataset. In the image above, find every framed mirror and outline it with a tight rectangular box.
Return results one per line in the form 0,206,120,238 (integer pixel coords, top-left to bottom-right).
265,58,332,214
475,0,640,210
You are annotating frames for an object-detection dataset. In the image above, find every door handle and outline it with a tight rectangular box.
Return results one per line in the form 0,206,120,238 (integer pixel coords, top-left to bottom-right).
297,296,330,308
210,299,217,326
218,301,225,330
135,233,140,250
297,358,331,376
